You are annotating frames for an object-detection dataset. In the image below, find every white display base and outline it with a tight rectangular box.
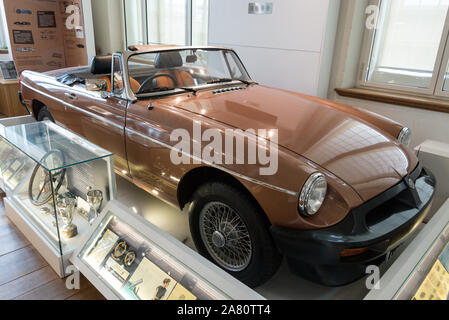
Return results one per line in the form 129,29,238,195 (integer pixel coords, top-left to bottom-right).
4,197,72,278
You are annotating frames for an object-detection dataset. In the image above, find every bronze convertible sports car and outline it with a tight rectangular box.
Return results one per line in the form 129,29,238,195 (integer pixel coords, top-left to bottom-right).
19,46,435,287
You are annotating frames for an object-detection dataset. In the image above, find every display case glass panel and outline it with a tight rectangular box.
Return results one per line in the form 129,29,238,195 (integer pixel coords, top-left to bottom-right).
365,200,449,300
396,223,449,300
0,121,116,260
74,201,264,300
79,213,227,300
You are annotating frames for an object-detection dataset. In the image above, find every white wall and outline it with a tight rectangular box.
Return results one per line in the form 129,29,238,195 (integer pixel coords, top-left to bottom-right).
328,0,449,148
334,96,449,148
208,0,340,98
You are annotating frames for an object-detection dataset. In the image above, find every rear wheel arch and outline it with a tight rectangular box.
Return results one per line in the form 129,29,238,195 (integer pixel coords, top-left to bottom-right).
177,166,272,225
31,100,46,119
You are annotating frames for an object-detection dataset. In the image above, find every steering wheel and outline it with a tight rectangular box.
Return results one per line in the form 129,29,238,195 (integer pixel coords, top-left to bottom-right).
136,73,178,94
28,150,67,206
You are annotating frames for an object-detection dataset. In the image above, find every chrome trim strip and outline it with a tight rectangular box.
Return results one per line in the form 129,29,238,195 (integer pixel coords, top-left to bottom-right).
22,82,124,131
125,127,298,197
22,81,297,196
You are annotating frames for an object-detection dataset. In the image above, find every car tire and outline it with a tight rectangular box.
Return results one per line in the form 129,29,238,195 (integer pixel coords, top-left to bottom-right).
188,182,282,288
37,106,55,122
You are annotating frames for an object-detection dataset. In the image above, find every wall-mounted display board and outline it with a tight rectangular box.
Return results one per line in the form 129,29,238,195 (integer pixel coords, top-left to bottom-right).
0,0,95,74
365,199,449,300
0,60,18,79
0,118,116,277
72,200,265,300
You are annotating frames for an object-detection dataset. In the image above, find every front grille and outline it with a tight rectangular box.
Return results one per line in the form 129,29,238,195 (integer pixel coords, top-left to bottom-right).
365,190,414,227
364,165,426,228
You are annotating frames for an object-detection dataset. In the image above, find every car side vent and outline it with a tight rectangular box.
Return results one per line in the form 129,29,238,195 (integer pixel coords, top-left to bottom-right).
212,87,247,95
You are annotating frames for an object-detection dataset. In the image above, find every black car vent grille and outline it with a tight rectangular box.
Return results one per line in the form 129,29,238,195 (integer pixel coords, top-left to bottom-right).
212,87,246,95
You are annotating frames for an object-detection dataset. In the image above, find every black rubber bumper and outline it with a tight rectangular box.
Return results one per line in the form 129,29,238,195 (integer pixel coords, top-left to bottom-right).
18,90,30,114
270,165,436,286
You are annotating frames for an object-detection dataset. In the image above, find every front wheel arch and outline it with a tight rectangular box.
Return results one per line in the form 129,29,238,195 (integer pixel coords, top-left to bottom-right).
177,166,272,226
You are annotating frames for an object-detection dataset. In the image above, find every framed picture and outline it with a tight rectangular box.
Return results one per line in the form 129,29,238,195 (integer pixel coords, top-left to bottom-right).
37,11,56,28
0,61,18,80
12,30,34,44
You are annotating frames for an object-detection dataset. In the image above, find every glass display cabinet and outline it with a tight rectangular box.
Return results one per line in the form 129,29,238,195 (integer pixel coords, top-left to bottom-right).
72,200,264,300
365,199,449,300
0,120,116,277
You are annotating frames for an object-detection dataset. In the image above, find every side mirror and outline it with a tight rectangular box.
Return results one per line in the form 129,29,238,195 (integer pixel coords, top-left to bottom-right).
100,91,113,99
86,79,107,92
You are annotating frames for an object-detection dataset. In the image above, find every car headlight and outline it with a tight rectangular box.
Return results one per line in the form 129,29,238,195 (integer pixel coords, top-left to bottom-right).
398,127,412,147
298,173,327,216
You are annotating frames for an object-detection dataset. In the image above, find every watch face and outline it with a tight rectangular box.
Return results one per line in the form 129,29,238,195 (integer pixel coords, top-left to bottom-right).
124,251,136,267
113,241,128,260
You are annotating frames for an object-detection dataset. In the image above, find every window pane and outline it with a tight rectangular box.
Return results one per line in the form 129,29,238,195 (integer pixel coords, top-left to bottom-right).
192,0,209,46
124,0,147,47
0,14,8,49
367,0,449,89
147,0,187,45
443,59,449,92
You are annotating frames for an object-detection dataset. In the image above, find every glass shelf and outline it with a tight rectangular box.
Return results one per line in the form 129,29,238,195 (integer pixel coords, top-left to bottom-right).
1,121,112,172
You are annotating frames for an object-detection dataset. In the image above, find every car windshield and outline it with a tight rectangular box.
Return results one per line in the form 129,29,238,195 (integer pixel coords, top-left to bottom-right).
127,49,251,96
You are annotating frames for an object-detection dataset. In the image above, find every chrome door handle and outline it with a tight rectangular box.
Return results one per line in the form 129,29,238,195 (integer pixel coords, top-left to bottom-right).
64,92,77,100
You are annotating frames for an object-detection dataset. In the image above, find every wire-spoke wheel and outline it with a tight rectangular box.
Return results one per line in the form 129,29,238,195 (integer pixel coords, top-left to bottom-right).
199,202,252,272
189,182,282,287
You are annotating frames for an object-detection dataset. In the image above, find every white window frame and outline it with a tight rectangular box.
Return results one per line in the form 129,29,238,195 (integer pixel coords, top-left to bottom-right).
358,0,449,99
122,0,205,48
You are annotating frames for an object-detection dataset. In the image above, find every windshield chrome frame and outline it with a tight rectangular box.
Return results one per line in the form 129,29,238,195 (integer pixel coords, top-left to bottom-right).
122,46,254,101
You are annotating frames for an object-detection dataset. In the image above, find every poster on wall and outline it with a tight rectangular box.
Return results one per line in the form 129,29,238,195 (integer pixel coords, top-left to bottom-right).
37,11,56,28
1,0,88,74
59,0,87,67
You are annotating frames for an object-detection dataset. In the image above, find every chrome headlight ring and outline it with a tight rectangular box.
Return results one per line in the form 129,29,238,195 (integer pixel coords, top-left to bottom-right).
299,173,328,217
398,127,412,147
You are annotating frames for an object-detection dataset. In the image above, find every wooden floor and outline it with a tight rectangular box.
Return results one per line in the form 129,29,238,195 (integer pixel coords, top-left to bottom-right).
0,199,104,300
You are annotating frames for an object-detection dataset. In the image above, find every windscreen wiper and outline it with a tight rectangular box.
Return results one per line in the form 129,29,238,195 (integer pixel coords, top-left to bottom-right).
179,87,198,96
138,87,176,94
207,78,255,86
235,79,255,86
207,78,234,84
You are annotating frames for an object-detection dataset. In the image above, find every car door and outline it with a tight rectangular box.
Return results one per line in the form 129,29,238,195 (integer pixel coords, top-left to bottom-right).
125,96,187,205
60,58,128,173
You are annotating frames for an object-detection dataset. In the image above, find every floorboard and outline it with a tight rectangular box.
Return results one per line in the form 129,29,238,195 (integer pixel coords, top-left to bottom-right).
0,198,104,300
0,221,30,257
67,285,106,300
0,266,57,300
0,246,48,286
